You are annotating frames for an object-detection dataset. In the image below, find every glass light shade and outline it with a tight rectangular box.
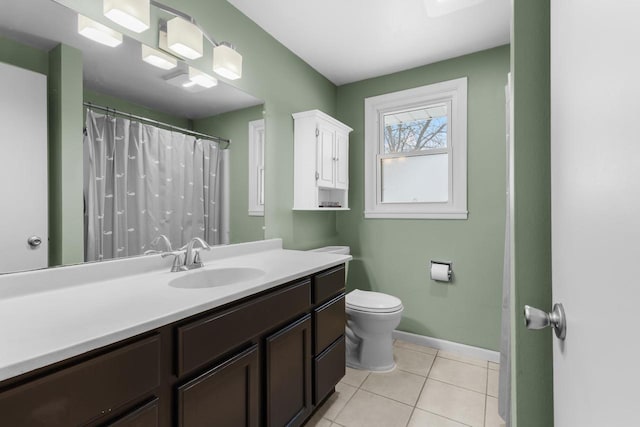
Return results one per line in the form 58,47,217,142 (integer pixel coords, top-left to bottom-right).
189,67,218,88
141,45,177,70
77,14,123,47
167,17,203,60
213,43,242,80
104,0,150,33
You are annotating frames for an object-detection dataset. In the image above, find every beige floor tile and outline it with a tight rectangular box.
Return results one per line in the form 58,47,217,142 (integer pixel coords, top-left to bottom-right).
428,357,487,393
488,361,500,371
335,389,413,427
341,367,370,387
314,382,358,421
361,369,426,405
416,379,486,427
394,346,436,376
437,351,488,368
407,408,469,427
394,339,439,355
485,396,506,427
487,368,499,397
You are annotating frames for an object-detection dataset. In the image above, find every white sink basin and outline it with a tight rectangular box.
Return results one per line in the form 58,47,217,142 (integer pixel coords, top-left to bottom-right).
168,267,266,289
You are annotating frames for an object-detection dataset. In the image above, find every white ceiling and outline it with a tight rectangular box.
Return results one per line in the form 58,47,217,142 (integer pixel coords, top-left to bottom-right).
228,0,511,85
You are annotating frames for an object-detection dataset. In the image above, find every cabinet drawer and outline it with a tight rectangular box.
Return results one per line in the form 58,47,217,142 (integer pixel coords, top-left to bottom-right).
0,335,160,427
313,265,345,304
107,398,159,427
177,345,259,427
314,294,345,355
313,336,346,405
177,279,311,376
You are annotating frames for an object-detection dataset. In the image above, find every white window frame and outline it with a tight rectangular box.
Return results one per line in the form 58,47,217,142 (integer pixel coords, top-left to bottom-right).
364,77,468,219
248,119,265,216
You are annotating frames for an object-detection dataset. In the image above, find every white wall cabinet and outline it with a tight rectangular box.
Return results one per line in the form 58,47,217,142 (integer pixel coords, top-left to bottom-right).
293,110,352,210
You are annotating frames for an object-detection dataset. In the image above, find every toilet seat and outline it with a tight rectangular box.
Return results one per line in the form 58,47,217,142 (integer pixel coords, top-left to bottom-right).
346,289,403,313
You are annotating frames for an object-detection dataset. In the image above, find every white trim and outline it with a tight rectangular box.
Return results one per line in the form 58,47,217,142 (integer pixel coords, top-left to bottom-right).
364,78,468,219
248,119,265,217
393,330,500,363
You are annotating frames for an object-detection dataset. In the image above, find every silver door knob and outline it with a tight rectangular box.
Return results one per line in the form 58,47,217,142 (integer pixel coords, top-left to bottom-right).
524,303,566,340
27,235,42,248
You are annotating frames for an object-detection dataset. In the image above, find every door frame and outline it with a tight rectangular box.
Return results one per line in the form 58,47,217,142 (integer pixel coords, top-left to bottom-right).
511,0,554,426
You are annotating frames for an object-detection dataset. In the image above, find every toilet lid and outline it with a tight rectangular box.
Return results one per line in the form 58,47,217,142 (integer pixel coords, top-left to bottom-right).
346,289,403,313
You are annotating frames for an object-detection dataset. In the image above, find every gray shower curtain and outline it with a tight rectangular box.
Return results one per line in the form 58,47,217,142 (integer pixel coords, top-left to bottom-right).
84,109,224,261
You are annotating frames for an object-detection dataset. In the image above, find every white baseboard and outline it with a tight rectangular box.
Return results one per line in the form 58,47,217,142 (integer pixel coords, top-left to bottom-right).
393,330,500,363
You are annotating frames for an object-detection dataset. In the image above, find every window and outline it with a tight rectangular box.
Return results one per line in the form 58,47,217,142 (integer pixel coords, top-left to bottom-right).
364,78,467,219
248,119,265,216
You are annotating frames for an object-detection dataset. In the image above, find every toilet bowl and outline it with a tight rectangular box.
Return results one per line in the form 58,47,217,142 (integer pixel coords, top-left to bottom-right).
345,289,403,371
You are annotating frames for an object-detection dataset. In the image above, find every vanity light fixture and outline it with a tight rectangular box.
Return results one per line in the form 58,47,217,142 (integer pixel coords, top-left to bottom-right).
188,67,218,88
212,42,242,80
166,16,203,60
141,45,178,70
151,1,243,80
103,0,150,33
78,14,123,47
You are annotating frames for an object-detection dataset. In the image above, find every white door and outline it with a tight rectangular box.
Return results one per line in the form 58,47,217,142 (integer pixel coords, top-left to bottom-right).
0,62,48,273
550,1,640,425
316,123,335,188
335,131,349,190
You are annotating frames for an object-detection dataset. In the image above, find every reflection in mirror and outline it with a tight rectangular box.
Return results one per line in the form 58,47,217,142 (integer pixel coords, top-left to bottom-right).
0,0,265,274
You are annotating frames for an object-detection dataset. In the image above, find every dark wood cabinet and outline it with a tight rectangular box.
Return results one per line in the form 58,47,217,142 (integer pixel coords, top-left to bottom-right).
177,345,259,427
106,398,160,427
265,315,312,427
0,335,160,427
0,264,346,427
176,279,310,377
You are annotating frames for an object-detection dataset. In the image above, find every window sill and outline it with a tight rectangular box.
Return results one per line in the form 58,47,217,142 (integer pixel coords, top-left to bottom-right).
248,210,264,217
364,210,468,220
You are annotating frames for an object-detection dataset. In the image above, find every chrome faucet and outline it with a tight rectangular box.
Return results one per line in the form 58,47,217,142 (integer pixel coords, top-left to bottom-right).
184,237,211,269
144,234,173,255
161,237,211,272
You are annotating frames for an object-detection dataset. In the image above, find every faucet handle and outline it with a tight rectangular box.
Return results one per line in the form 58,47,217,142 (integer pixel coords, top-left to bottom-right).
162,250,186,272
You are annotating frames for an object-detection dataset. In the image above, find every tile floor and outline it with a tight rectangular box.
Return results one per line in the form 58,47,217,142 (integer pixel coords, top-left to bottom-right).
305,339,505,427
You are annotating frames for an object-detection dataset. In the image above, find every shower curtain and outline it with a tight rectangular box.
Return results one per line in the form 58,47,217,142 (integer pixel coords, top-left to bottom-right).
84,109,224,262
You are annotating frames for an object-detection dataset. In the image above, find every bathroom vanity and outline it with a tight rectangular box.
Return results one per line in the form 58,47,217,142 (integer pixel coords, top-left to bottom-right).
0,240,349,426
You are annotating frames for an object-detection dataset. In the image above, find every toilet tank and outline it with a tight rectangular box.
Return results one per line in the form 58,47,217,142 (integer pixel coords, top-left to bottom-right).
308,246,351,280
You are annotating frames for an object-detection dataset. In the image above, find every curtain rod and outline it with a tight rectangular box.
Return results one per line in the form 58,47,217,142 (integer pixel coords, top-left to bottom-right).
83,102,230,148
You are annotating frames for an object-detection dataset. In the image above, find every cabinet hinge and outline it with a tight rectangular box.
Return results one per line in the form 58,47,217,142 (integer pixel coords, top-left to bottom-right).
315,172,319,180
315,128,319,137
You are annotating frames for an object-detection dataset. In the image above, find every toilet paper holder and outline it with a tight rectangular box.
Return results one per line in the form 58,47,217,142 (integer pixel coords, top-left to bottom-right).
430,260,453,282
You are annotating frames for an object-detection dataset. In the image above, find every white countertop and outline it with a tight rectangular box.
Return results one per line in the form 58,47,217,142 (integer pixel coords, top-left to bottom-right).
0,239,351,382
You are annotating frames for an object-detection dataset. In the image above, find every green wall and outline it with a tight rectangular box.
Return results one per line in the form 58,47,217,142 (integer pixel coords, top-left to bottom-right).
194,105,265,244
48,44,84,266
0,36,48,74
511,0,553,425
335,46,510,351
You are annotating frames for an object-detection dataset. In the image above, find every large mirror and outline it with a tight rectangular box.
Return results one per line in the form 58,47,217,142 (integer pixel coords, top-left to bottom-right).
0,0,265,274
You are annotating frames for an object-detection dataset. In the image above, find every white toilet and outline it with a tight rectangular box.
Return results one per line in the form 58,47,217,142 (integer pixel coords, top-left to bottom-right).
345,289,404,371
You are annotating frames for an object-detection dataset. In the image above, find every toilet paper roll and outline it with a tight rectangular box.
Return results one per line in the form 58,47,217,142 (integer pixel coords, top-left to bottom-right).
431,262,451,282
